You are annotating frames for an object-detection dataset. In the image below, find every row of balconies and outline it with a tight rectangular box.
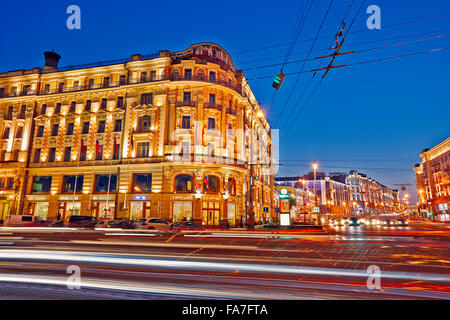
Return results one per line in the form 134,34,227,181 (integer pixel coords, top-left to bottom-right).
175,100,238,115
0,73,243,99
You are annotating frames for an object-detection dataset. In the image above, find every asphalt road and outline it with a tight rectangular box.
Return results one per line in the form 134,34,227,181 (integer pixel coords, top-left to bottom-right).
0,222,448,299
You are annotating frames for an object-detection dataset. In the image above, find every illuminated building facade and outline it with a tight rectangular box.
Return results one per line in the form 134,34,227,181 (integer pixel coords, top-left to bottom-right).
414,137,450,221
0,43,275,226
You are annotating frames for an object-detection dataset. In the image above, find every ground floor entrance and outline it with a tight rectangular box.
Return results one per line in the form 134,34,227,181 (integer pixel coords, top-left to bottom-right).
91,201,115,220
26,201,49,220
0,200,10,220
173,201,193,223
202,201,220,226
130,201,151,220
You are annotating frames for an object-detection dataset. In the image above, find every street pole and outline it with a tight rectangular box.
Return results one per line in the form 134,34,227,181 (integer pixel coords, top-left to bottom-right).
313,161,318,225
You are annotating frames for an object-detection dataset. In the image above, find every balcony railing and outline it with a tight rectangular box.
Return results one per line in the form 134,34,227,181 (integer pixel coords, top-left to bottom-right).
204,102,223,111
176,100,197,108
226,107,237,116
133,127,152,134
0,73,243,99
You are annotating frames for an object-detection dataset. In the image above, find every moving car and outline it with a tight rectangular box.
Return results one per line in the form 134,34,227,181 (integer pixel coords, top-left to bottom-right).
66,215,99,228
367,217,381,225
139,218,171,231
106,220,142,229
348,217,360,226
170,221,205,232
395,218,408,226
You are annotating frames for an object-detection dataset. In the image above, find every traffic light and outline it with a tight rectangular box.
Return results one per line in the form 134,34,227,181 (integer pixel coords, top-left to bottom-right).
272,72,285,90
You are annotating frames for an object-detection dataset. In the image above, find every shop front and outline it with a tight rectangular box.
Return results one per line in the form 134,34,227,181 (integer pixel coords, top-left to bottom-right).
130,195,151,220
91,194,116,220
202,201,220,226
26,195,49,220
0,197,12,220
172,200,193,222
58,195,81,220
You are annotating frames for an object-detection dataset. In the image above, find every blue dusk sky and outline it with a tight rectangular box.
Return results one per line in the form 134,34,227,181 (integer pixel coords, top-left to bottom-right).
1,0,449,201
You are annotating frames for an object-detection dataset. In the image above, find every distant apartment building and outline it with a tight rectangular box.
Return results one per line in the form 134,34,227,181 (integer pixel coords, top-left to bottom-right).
413,137,450,221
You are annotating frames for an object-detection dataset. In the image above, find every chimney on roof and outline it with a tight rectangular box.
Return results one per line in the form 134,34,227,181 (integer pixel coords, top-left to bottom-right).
44,51,61,71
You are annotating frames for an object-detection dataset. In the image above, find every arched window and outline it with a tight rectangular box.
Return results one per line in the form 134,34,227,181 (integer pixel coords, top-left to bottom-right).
174,174,194,192
197,69,205,80
138,115,151,131
203,175,220,193
227,177,236,195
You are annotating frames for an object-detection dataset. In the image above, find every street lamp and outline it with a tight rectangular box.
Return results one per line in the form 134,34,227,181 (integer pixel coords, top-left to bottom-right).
312,161,318,224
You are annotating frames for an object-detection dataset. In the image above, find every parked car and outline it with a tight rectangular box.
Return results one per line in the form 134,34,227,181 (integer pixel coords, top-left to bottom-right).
106,220,142,229
66,215,99,228
4,215,46,227
170,221,205,231
348,217,360,226
139,218,171,231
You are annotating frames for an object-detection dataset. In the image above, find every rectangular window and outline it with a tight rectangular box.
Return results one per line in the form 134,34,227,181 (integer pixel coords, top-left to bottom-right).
16,126,23,138
66,123,74,135
41,104,47,115
183,92,191,102
137,142,149,158
58,82,65,93
0,88,4,97
13,149,19,161
208,117,215,130
49,148,56,162
20,105,27,117
94,174,117,192
22,85,31,95
55,103,61,114
82,122,90,134
34,148,41,163
182,116,191,129
11,87,17,96
32,176,52,193
181,142,189,156
70,101,76,113
113,144,120,160
117,96,124,108
100,98,107,109
209,72,216,82
150,70,156,80
133,173,152,192
62,175,83,193
2,127,9,139
98,120,106,133
64,147,71,162
119,75,126,85
114,119,122,132
209,94,215,104
141,72,147,82
207,143,214,156
89,78,95,89
184,69,192,80
52,124,59,136
44,84,50,94
103,77,110,87
37,126,44,137
73,81,79,90
8,106,13,117
79,146,86,161
85,99,92,111
140,93,153,105
96,145,103,160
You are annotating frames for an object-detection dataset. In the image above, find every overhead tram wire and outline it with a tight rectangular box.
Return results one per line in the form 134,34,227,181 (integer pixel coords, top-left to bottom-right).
278,0,367,142
239,27,450,66
267,0,314,117
242,33,450,71
247,45,450,81
231,13,450,56
271,0,335,129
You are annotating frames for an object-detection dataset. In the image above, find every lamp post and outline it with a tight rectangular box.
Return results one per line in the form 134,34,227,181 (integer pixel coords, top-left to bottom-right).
312,161,318,224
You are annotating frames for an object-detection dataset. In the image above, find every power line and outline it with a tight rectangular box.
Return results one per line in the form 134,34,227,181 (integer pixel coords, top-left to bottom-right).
271,0,335,129
231,13,450,56
247,45,450,81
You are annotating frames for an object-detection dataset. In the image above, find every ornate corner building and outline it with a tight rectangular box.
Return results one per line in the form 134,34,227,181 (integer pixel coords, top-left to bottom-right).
414,137,450,221
0,43,275,226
